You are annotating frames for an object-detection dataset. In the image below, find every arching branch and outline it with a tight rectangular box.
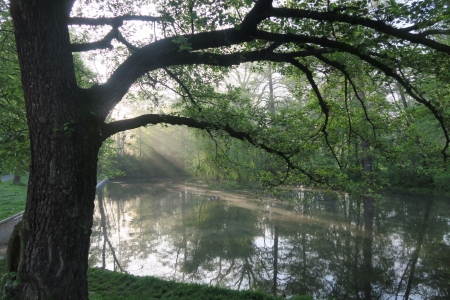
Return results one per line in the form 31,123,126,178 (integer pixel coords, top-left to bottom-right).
87,40,332,118
102,114,324,183
270,8,450,55
69,15,161,26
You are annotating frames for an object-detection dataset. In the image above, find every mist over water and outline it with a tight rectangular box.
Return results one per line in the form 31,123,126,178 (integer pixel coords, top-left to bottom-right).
89,180,450,299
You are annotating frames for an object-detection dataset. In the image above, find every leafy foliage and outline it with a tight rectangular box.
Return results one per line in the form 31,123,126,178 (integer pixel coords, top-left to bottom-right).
0,12,29,175
84,0,445,193
0,8,121,179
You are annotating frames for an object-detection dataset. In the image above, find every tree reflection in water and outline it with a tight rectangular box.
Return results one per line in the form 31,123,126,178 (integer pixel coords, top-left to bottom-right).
89,181,450,300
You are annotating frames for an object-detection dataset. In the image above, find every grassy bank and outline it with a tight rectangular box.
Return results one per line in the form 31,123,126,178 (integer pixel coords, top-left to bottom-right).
0,260,311,300
0,176,28,220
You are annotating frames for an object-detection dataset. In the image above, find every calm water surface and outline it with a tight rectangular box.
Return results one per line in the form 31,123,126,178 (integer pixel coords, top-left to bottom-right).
89,180,450,299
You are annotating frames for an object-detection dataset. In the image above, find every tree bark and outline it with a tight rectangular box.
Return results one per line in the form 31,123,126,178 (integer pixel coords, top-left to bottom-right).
4,0,102,299
12,174,21,185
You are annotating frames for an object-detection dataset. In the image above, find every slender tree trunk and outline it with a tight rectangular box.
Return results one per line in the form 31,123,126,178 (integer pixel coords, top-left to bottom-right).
12,174,21,185
268,65,275,114
396,82,408,109
4,1,103,299
272,224,279,296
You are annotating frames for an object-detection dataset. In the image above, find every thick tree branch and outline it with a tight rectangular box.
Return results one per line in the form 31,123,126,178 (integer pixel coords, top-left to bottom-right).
71,24,141,53
115,32,139,52
417,29,450,37
270,8,450,55
69,15,160,26
240,0,273,35
70,27,117,52
83,0,276,113
289,59,329,119
88,38,331,118
87,28,246,116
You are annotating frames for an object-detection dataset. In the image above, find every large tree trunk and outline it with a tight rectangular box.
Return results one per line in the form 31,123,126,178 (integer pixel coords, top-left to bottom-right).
4,1,102,299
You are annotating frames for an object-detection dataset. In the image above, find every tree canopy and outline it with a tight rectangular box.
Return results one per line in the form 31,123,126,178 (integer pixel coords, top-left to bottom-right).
69,0,450,191
0,7,119,180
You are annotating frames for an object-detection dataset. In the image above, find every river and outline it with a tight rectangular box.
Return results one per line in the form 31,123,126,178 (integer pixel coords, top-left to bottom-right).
89,179,450,299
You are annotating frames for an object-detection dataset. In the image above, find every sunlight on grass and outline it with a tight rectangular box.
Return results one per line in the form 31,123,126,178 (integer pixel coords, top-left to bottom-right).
87,268,312,300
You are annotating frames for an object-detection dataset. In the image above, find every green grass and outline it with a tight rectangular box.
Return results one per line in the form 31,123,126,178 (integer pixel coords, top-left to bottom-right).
0,260,311,300
88,268,311,300
0,176,28,220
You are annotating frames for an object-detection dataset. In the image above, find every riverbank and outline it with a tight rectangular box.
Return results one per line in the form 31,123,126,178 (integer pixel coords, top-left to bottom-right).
0,260,311,300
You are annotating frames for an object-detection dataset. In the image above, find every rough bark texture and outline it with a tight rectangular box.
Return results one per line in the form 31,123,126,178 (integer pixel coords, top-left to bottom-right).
4,0,102,299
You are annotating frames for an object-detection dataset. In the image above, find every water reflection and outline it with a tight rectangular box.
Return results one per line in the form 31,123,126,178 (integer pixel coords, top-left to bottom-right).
89,180,450,299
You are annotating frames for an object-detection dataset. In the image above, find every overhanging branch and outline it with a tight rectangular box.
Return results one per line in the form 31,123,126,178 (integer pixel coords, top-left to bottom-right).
70,23,140,53
69,15,161,26
239,0,273,35
289,59,344,170
270,8,450,55
89,42,332,117
254,30,450,156
71,27,117,52
102,114,323,183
